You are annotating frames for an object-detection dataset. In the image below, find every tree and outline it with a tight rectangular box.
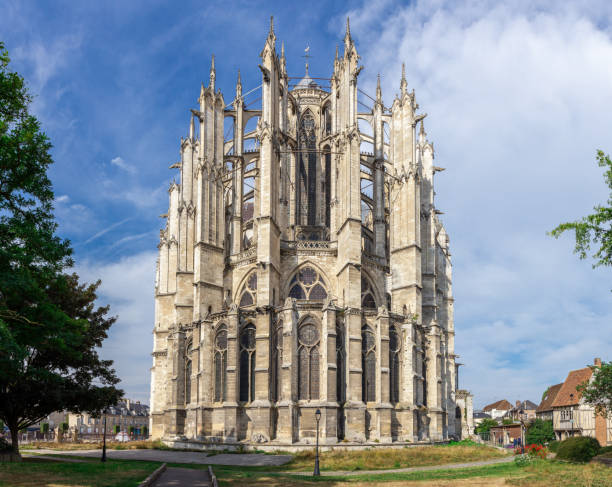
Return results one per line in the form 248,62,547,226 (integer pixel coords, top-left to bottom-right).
0,42,122,459
475,418,498,435
502,418,514,425
525,419,554,445
550,150,612,269
578,361,612,418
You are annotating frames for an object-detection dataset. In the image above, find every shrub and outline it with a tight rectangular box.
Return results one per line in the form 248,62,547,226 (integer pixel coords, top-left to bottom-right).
548,440,560,452
556,436,600,462
598,445,612,455
0,437,11,452
526,419,554,445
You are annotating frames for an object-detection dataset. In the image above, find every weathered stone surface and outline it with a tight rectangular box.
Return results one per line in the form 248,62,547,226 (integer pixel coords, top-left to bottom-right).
150,18,460,446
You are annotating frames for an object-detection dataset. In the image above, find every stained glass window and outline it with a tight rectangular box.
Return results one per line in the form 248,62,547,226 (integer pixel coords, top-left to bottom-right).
288,266,327,301
185,341,192,405
298,320,320,400
389,326,401,404
239,323,256,402
239,271,257,307
361,276,377,309
361,324,376,402
214,324,228,402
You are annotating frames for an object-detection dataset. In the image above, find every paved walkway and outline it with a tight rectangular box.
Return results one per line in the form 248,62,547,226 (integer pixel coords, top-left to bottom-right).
22,448,291,466
152,467,211,486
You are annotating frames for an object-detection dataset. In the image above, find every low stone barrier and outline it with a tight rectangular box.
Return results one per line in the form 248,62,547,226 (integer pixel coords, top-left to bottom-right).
208,465,218,487
138,462,167,487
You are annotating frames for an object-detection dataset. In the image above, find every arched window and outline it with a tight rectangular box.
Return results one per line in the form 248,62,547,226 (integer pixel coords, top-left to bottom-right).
239,272,257,307
361,275,377,309
298,320,320,400
184,340,192,405
288,266,327,300
336,318,345,403
389,325,401,404
361,324,376,403
298,111,317,225
270,319,283,402
214,324,228,402
239,323,256,402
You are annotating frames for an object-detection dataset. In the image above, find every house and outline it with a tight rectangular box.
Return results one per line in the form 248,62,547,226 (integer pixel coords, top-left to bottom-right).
551,358,612,445
68,399,149,440
536,383,563,421
473,410,492,427
483,399,513,419
509,400,538,421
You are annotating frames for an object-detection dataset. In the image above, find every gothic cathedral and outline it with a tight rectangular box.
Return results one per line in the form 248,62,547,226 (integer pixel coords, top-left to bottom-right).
150,18,459,446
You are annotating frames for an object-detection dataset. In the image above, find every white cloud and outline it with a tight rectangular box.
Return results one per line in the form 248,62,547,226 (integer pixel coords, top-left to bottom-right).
346,0,612,407
83,217,133,245
111,156,136,174
76,251,157,404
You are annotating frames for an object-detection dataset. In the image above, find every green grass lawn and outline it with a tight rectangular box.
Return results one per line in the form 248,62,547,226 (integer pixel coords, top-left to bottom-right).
0,458,159,487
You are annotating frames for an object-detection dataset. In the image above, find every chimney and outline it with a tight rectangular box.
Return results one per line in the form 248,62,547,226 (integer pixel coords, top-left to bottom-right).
594,357,602,367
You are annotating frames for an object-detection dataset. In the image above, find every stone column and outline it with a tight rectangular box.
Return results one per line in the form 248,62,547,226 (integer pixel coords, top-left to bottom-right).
276,299,297,442
223,304,240,441
376,307,392,442
321,301,338,443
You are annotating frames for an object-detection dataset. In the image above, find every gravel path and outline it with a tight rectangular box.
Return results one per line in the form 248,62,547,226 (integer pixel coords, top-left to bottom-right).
152,466,211,486
22,448,292,466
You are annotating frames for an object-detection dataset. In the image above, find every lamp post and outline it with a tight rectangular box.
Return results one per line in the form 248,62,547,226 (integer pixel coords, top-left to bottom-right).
101,410,107,463
314,409,321,477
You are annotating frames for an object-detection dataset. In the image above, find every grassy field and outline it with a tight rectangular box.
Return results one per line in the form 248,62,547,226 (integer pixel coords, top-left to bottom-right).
0,458,159,487
272,443,507,472
20,440,167,451
213,460,612,486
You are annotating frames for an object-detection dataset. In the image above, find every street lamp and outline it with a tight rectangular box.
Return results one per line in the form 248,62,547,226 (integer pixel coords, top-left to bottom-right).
314,409,321,477
101,410,107,463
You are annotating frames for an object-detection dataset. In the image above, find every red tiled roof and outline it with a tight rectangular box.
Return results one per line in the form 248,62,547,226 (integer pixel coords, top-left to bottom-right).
483,399,513,412
536,383,563,412
551,368,593,408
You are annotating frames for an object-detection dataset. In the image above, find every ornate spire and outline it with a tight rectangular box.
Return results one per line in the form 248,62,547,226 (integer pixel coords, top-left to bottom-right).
400,62,407,95
189,113,195,140
267,15,276,47
345,16,351,42
236,69,242,98
419,119,426,144
209,54,216,90
376,74,382,103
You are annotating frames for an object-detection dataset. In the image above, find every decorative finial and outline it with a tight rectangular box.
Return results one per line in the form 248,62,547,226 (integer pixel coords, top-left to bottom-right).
209,55,216,90
189,114,195,140
200,82,205,98
335,45,339,62
419,119,426,140
281,41,285,58
346,16,351,39
269,15,274,36
236,69,242,98
376,73,382,102
400,62,407,95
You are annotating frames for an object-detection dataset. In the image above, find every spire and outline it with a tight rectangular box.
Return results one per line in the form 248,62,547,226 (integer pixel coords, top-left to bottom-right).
280,41,286,74
209,54,216,90
419,119,426,144
200,82,205,100
189,114,195,140
335,44,339,63
236,69,242,98
345,16,351,41
376,74,382,103
400,62,407,95
266,15,276,47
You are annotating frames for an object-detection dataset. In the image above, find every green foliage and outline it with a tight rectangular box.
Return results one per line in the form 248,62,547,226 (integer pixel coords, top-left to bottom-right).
142,426,148,437
60,423,68,432
577,361,612,418
548,440,560,453
556,436,601,463
0,42,122,456
549,150,612,269
599,445,612,455
526,419,555,445
40,423,49,434
475,418,498,434
502,418,514,425
113,425,121,434
542,387,550,401
128,426,135,435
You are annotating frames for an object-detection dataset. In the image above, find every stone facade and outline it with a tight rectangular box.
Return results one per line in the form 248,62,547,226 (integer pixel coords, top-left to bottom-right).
150,18,458,446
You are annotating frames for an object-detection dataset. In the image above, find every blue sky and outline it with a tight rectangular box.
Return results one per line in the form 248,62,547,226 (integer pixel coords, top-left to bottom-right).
1,0,611,408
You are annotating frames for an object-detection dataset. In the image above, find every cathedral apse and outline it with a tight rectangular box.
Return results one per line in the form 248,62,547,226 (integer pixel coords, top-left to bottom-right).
150,18,459,447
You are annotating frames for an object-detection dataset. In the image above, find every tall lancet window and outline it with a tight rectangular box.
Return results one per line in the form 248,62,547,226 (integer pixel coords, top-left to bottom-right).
184,340,193,405
214,324,228,402
298,111,317,226
298,319,320,400
389,325,401,404
361,323,376,403
239,323,256,402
